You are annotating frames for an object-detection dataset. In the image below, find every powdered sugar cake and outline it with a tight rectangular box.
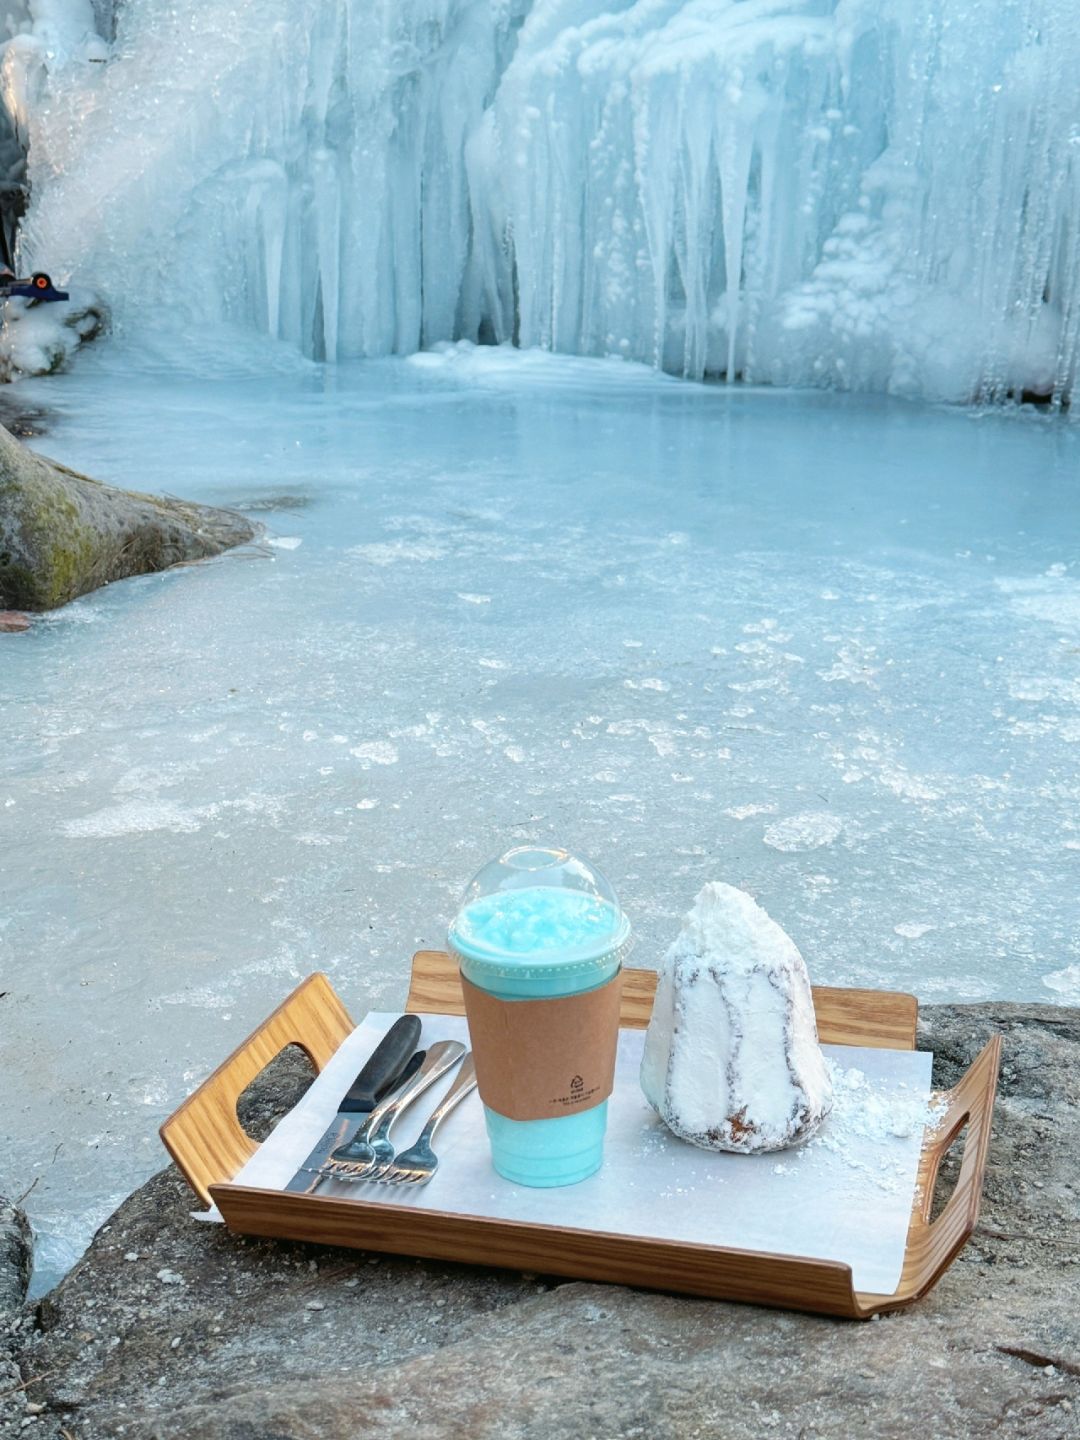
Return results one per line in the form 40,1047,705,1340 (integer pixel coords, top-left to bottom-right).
640,883,833,1153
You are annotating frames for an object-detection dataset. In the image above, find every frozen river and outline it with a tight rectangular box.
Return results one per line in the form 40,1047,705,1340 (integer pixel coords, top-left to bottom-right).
2,339,1079,1294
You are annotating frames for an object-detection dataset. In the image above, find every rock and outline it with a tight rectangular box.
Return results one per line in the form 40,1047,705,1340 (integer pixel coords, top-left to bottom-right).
0,1197,31,1317
15,1005,1080,1439
0,1198,43,1440
0,610,28,632
641,883,832,1152
0,424,256,610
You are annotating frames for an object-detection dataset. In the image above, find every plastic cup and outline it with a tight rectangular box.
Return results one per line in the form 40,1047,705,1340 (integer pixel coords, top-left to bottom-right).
447,846,632,1187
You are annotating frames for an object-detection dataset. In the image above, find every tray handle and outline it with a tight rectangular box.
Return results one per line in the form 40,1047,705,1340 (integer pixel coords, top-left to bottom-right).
160,972,354,1207
868,1033,1001,1313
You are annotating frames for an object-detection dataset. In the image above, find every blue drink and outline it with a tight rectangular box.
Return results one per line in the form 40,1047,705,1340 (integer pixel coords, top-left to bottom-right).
448,847,631,1187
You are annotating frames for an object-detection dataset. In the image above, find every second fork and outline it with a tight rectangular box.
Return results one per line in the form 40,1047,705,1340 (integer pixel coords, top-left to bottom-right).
340,1052,477,1186
322,1040,465,1180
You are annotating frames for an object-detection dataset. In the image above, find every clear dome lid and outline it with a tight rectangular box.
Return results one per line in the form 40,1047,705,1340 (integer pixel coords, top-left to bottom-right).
447,845,632,968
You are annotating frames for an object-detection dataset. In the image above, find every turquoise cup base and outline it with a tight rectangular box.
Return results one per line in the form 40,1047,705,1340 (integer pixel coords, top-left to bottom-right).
452,916,625,1189
484,1100,608,1188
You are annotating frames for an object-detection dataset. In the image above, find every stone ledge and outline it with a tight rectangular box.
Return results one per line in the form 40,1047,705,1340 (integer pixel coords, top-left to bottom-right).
9,1004,1079,1440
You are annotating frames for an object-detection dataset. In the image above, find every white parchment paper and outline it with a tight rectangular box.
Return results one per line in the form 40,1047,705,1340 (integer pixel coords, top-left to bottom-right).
212,1011,935,1296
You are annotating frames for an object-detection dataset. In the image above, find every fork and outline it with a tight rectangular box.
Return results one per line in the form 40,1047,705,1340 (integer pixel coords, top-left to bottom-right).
320,1040,465,1181
371,1052,477,1186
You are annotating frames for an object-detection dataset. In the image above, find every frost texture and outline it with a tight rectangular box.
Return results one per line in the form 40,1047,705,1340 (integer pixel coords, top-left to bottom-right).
8,0,1080,398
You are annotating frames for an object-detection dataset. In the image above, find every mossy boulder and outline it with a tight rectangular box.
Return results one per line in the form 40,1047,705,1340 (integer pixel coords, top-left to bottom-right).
0,424,255,610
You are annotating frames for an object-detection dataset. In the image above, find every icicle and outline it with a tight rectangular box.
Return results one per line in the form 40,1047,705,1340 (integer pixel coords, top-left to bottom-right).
9,0,1080,406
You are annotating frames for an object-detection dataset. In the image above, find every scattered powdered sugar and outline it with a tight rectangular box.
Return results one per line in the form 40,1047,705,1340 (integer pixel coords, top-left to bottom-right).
799,1061,947,1193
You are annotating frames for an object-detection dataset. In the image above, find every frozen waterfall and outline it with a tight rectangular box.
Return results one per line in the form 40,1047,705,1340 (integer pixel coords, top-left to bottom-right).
6,0,1080,402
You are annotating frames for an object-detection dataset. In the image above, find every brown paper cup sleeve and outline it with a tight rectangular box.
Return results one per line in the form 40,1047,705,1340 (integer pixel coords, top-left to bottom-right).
460,970,624,1122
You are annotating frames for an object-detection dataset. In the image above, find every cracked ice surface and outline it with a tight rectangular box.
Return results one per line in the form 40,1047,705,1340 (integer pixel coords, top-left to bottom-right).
2,340,1079,1292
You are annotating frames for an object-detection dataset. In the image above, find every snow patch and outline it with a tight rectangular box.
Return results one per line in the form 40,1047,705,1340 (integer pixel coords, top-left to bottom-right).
348,541,445,566
724,803,777,821
349,742,399,766
763,812,844,852
1042,965,1080,1003
62,799,204,838
894,922,936,940
0,287,107,379
997,575,1080,632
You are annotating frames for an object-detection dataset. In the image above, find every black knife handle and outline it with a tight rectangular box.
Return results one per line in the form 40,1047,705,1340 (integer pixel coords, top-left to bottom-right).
376,1047,425,1100
340,1015,422,1113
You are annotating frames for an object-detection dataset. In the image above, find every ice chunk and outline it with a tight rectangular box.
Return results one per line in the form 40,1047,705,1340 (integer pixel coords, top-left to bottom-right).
641,883,833,1153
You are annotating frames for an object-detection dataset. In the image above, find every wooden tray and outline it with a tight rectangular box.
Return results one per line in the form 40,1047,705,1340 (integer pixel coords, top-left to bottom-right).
161,952,1001,1319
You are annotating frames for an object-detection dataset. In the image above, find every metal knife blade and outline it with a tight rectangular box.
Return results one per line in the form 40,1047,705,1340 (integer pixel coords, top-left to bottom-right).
283,1015,422,1194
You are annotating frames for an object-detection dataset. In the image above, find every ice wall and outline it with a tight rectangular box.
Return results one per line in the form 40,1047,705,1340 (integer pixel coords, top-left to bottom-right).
13,0,515,358
7,0,1080,402
474,0,1080,402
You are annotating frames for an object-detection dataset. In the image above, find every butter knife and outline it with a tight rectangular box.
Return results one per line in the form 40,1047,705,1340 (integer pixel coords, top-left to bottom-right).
283,1015,422,1194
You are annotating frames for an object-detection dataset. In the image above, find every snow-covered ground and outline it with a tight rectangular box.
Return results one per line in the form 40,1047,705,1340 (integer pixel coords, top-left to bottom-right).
2,338,1079,1292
